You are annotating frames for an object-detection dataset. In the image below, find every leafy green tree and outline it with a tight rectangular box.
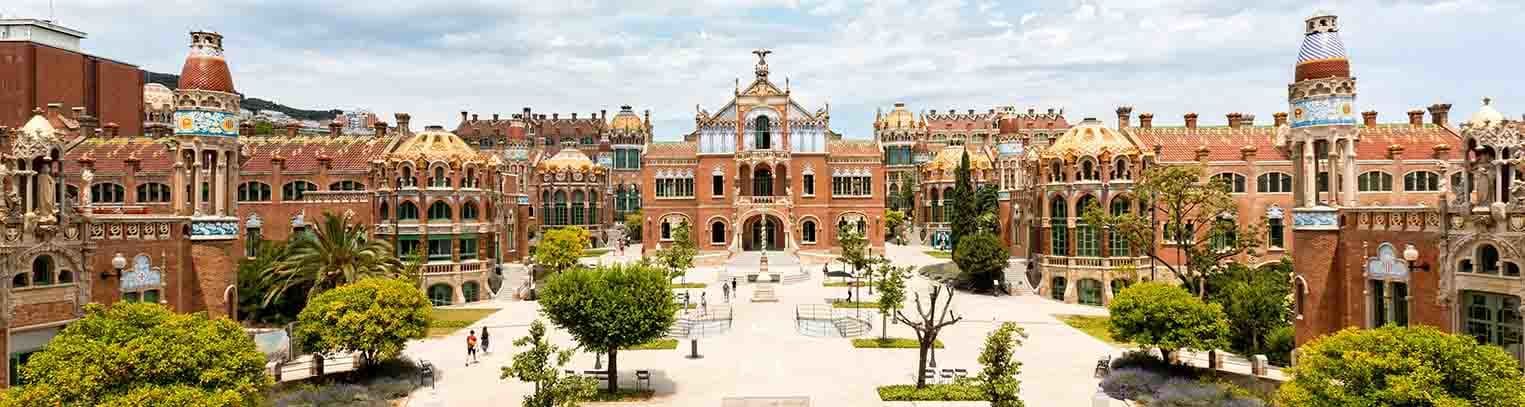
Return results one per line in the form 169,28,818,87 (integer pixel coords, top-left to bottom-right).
655,220,697,282
978,322,1028,407
884,209,908,242
953,232,1009,292
1277,326,1525,406
536,227,590,276
623,210,643,242
265,212,401,304
252,120,274,135
1082,165,1262,299
838,223,872,274
874,258,911,339
502,320,598,407
292,278,430,367
538,263,678,393
1207,260,1292,355
237,239,303,324
893,285,963,388
1107,282,1229,362
949,150,975,250
0,303,269,406
973,184,999,233
899,181,917,222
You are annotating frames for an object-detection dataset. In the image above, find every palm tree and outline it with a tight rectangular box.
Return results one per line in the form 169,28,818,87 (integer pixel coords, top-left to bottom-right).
264,212,402,303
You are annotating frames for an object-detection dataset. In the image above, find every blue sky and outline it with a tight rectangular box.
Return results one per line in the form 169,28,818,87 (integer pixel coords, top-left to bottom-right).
7,0,1521,140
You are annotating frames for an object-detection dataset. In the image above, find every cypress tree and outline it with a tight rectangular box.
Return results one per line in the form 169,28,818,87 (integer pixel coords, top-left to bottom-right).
950,150,975,250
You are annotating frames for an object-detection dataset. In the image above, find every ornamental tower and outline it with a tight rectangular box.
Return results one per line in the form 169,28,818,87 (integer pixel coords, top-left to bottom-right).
1284,12,1359,209
172,31,241,220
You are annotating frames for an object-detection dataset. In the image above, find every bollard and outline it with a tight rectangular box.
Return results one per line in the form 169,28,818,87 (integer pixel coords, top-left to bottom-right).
1208,349,1221,370
1251,354,1268,376
687,339,703,359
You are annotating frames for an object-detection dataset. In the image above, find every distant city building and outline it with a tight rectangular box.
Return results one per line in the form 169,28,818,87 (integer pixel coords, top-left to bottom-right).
339,109,378,135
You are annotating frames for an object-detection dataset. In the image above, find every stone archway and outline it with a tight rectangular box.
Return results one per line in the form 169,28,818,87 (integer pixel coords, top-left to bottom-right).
742,214,786,251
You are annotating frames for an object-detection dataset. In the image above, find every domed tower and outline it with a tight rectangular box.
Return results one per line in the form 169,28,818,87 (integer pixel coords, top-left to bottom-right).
1284,12,1359,210
171,30,241,220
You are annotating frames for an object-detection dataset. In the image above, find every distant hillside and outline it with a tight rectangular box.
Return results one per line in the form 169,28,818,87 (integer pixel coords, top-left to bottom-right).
144,71,341,122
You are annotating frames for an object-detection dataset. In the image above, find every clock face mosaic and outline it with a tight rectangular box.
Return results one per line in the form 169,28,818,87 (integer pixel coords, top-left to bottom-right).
174,109,240,137
1290,96,1356,129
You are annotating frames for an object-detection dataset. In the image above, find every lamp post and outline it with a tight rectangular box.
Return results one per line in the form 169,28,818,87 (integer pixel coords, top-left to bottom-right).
105,252,127,280
1403,243,1428,272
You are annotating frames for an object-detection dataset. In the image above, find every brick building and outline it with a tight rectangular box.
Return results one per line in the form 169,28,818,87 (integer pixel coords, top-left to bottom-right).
0,19,143,140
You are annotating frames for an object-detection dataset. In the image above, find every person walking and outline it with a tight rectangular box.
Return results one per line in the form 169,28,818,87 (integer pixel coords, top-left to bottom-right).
480,327,491,354
731,278,737,294
466,330,479,365
701,292,708,315
722,283,731,303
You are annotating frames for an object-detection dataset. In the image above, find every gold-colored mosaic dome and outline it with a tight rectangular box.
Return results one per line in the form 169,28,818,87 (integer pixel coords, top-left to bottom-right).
878,102,920,130
538,147,603,173
925,145,992,172
390,126,487,163
609,105,644,132
1043,118,1139,159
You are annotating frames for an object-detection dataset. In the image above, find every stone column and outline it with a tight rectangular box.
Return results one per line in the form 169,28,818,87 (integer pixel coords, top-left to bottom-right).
214,158,227,216
1342,139,1358,206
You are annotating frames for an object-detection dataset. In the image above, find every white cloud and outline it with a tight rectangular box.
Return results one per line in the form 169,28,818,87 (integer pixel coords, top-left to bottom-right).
5,0,1523,139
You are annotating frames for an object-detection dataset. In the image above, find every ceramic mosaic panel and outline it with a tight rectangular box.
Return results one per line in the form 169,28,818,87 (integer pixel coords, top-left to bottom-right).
174,109,239,137
1290,96,1357,128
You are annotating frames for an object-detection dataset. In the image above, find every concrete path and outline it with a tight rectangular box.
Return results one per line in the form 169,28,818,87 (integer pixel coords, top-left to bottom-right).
405,244,1127,406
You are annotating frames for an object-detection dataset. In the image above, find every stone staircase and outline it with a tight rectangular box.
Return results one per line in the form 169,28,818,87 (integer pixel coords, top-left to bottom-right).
751,284,778,302
779,267,811,284
1004,258,1033,296
833,317,869,337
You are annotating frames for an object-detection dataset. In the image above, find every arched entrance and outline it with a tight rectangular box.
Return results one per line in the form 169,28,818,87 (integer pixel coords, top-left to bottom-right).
743,214,785,251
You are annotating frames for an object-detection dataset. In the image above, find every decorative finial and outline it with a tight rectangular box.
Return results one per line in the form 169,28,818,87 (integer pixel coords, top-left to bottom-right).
752,48,772,78
1484,97,1493,106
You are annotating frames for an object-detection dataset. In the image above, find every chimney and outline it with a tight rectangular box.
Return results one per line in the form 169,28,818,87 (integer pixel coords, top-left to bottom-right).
1407,109,1425,127
1227,113,1244,129
1243,114,1255,127
472,113,479,122
1273,112,1289,127
239,122,254,136
1185,113,1199,129
572,113,578,119
968,109,975,115
930,110,938,115
493,113,499,121
373,121,388,137
1116,106,1133,129
601,109,607,119
104,122,120,138
395,113,411,132
1139,113,1154,129
523,107,532,117
553,113,559,120
1027,108,1035,115
1361,111,1378,127
461,111,468,122
1428,103,1451,126
46,102,62,118
285,123,300,137
1047,108,1055,115
329,120,342,137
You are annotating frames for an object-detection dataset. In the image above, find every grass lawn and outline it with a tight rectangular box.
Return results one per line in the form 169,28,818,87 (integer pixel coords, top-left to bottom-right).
1057,314,1129,346
831,300,878,309
852,337,944,349
822,280,867,287
580,248,613,258
626,338,679,350
923,250,952,259
428,308,500,337
877,384,984,401
671,282,707,289
588,389,655,401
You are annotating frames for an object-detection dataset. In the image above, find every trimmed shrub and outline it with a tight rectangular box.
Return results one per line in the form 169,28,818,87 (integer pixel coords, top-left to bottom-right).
1264,325,1294,366
877,384,985,401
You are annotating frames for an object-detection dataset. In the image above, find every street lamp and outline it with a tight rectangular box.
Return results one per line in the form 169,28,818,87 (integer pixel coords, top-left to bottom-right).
1403,244,1429,272
104,252,127,280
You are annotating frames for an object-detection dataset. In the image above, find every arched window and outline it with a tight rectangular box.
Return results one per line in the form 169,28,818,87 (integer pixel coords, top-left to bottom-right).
462,202,479,220
1477,244,1502,275
1109,197,1131,256
754,116,771,150
237,182,271,202
428,284,454,306
661,219,673,240
1075,196,1099,257
282,181,317,201
1078,159,1099,181
1403,171,1441,192
1078,279,1103,306
572,190,586,225
1111,158,1131,180
428,201,452,221
462,281,480,303
1050,276,1067,301
1212,173,1247,193
802,220,817,243
1358,171,1394,192
1257,172,1293,193
711,221,726,244
379,202,390,219
398,201,420,220
431,167,449,188
329,180,365,191
400,166,417,187
91,182,125,203
135,182,172,203
11,271,27,287
1050,195,1067,256
463,168,478,188
1049,161,1064,183
31,255,54,285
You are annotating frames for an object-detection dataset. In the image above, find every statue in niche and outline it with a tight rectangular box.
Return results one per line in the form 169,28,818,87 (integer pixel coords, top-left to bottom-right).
35,169,57,223
1475,163,1494,204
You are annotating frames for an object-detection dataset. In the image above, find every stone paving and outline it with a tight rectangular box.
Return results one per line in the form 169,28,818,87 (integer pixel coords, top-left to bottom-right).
405,244,1128,406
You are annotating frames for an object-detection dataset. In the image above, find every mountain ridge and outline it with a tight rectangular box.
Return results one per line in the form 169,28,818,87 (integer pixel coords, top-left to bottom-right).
144,71,341,122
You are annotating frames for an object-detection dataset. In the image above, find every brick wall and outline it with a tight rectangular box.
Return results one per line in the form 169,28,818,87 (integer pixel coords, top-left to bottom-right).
191,242,236,318
12,301,76,328
1293,228,1343,346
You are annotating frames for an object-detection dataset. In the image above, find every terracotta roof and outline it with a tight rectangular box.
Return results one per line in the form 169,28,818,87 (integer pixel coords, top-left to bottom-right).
827,140,879,156
180,54,235,93
645,142,696,159
242,134,392,173
64,137,179,175
1129,122,1458,162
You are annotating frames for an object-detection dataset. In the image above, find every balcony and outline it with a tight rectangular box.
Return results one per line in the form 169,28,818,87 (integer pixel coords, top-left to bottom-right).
1040,256,1152,271
736,196,791,208
423,260,488,275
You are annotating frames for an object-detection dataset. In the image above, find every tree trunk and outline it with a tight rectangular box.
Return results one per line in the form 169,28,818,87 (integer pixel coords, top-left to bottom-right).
607,347,619,393
881,314,888,339
916,344,929,388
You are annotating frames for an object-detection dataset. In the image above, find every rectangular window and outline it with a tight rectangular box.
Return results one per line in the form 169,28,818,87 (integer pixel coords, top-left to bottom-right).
428,239,453,261
245,227,262,258
1463,292,1523,357
1392,282,1408,327
398,238,421,260
1051,220,1067,256
712,174,723,197
1076,226,1099,257
460,238,478,260
1268,218,1285,248
1371,280,1388,327
803,174,815,195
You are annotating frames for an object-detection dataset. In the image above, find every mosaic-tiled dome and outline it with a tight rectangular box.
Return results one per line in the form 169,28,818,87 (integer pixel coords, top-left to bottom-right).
391,126,487,163
925,145,992,172
609,105,644,132
538,147,603,172
1043,118,1139,159
878,102,920,130
178,32,235,93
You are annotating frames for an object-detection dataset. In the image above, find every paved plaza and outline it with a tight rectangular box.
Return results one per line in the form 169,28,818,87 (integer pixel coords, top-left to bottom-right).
405,245,1127,406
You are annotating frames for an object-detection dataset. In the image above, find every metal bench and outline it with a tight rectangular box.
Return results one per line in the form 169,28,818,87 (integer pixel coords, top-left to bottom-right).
417,360,436,388
922,368,938,384
636,370,651,390
940,369,955,383
584,370,612,386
